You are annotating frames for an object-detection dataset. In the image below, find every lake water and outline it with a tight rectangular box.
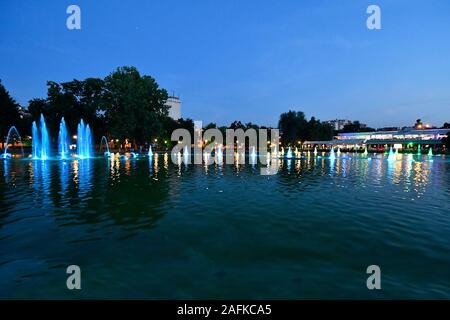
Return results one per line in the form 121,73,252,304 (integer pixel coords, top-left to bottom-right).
1,153,449,299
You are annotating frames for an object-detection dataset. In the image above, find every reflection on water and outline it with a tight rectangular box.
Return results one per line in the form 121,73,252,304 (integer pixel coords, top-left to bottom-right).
0,153,449,299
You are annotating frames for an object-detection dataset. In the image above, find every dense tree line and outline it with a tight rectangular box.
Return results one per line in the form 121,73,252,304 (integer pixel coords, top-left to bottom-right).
278,111,334,146
0,67,195,149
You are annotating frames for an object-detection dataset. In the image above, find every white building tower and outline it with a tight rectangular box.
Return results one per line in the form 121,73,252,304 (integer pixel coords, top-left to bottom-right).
165,94,181,120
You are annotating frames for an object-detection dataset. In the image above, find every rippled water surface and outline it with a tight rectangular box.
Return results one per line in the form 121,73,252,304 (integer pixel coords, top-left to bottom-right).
1,153,449,299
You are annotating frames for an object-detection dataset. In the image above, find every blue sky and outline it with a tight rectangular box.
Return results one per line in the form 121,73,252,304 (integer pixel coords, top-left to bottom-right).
1,0,450,127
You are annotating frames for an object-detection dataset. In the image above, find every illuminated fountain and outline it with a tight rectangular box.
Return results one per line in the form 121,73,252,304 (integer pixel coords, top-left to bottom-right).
250,146,257,158
329,146,336,160
100,136,111,156
148,145,154,157
336,147,341,157
285,147,293,159
216,145,222,158
363,147,368,156
387,146,395,162
313,147,318,156
183,145,190,163
428,147,433,156
58,117,69,159
76,119,92,159
417,144,421,155
32,115,51,160
2,126,24,159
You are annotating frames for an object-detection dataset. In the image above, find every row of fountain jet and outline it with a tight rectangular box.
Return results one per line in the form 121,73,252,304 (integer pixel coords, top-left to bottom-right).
2,116,435,161
31,115,93,160
1,115,93,160
281,145,433,161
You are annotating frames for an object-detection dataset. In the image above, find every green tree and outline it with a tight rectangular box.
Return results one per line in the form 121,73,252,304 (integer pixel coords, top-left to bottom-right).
306,116,333,141
230,120,245,130
342,121,375,133
0,80,21,149
204,122,217,130
102,66,168,146
278,111,308,145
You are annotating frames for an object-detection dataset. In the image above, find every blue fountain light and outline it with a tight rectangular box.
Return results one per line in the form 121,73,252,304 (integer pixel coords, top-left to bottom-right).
387,146,395,162
58,117,69,159
2,126,24,159
40,115,50,160
148,145,154,157
285,147,292,159
32,121,40,159
77,120,92,159
329,146,336,160
31,115,50,160
100,136,110,156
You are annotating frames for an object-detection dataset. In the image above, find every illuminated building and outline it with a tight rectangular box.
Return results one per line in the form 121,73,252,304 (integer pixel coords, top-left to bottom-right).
303,127,449,151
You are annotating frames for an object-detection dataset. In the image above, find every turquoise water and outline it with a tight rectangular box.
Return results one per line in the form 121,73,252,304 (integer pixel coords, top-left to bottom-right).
1,153,449,299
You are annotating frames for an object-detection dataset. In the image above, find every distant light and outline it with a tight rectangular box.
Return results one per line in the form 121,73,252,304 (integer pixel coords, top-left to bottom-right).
164,140,167,144
154,139,158,142
73,135,77,139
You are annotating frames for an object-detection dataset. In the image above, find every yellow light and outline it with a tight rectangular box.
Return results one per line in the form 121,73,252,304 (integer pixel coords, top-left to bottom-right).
73,135,77,139
154,139,158,142
164,140,167,144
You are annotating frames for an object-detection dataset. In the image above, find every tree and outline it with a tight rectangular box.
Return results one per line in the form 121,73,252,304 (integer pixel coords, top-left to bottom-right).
245,122,259,130
415,119,423,129
342,121,375,133
0,80,21,149
307,116,333,141
102,66,169,146
442,122,450,129
230,120,245,130
161,117,195,146
278,111,308,145
204,122,217,130
442,132,450,150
